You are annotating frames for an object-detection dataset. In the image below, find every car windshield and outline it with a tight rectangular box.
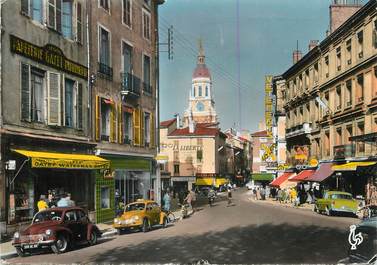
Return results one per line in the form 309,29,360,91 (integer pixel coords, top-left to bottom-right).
125,203,145,212
331,194,352,200
32,210,63,223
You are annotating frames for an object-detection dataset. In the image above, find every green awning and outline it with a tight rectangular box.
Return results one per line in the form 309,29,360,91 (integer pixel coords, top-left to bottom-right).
252,173,274,181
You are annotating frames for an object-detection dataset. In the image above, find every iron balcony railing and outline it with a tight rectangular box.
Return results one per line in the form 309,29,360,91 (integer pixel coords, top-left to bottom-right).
98,62,113,80
121,72,141,97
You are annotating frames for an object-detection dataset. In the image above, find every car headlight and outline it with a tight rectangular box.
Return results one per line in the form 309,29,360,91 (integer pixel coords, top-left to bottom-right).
14,232,20,239
131,216,140,222
45,229,52,236
114,218,119,223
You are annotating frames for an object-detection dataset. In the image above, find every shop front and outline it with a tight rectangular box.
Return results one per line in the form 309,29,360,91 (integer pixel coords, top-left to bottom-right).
4,145,109,233
95,155,153,223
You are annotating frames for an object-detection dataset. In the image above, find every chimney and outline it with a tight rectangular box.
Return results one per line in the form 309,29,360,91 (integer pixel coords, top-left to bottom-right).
292,50,303,64
308,40,319,51
175,113,180,129
329,0,362,33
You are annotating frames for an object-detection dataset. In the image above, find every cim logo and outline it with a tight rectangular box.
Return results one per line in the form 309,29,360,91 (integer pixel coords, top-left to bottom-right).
348,225,363,250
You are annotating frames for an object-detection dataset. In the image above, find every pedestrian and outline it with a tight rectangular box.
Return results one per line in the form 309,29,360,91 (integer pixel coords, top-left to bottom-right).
190,188,197,212
227,186,232,206
47,193,56,208
163,191,171,212
184,190,193,210
57,193,69,207
252,188,257,200
281,189,287,203
277,188,283,203
37,195,48,212
256,187,261,200
66,193,75,206
260,187,265,200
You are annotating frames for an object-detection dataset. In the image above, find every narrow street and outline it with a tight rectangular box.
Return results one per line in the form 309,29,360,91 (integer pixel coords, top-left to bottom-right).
6,188,357,264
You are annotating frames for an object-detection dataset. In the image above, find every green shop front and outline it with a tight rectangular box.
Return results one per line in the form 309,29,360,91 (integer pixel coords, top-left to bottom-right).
251,173,275,187
95,155,153,223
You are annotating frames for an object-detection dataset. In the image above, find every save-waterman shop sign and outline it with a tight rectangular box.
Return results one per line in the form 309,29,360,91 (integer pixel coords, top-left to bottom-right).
10,35,88,79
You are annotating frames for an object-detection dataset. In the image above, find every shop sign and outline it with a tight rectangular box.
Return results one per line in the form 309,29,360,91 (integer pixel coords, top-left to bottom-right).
277,163,290,171
265,75,273,138
160,143,202,151
10,35,88,79
196,173,216,178
261,143,276,162
31,157,110,169
103,169,115,179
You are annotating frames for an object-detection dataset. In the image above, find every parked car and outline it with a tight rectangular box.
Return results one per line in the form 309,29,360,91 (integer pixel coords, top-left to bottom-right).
338,217,377,264
314,191,358,216
12,207,101,257
113,200,167,235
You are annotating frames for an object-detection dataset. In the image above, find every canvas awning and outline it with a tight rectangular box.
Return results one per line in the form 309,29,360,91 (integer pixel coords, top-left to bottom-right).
270,172,294,187
305,163,333,182
289,170,315,182
13,149,110,169
252,173,274,181
332,161,377,171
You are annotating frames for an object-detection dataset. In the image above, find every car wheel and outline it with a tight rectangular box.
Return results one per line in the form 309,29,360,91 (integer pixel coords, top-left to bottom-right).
15,247,27,257
162,217,168,228
142,218,150,233
89,230,97,246
51,234,69,254
116,228,123,235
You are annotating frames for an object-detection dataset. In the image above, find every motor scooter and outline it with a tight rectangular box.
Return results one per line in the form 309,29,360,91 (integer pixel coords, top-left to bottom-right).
208,194,215,207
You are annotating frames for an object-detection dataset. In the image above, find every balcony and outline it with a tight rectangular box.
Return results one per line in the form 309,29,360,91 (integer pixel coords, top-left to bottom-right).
121,72,141,98
98,62,113,80
333,144,355,159
286,122,312,138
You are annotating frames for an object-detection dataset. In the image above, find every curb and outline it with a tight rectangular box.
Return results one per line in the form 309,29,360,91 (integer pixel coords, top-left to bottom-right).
249,198,314,212
0,251,17,260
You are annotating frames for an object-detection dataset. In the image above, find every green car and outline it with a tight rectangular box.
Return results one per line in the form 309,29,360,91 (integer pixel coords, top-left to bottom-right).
314,191,358,216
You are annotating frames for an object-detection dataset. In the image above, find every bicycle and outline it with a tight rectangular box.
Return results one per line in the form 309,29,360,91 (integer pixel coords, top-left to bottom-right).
162,209,176,223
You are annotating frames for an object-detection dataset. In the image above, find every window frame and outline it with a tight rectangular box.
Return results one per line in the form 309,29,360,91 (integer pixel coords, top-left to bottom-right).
122,0,132,28
143,53,151,93
98,24,112,67
142,9,151,41
99,0,110,13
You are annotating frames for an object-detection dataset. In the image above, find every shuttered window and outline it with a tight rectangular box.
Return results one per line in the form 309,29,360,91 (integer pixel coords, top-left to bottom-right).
150,113,155,147
133,108,141,146
77,83,83,129
124,111,133,144
109,104,117,142
47,72,61,126
144,112,150,146
118,103,123,144
64,78,74,127
21,63,31,121
140,110,145,146
31,69,45,123
76,2,82,43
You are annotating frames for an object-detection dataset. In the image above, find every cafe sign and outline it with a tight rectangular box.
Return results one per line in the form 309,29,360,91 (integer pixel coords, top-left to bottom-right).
31,157,110,169
10,35,88,79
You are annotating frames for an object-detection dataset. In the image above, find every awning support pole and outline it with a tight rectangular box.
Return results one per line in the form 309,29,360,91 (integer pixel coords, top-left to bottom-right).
9,158,30,185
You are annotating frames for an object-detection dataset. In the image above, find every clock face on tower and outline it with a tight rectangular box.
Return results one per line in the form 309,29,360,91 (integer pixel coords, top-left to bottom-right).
196,102,204,112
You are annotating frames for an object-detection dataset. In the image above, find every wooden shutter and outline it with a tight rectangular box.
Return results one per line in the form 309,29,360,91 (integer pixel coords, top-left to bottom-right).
76,2,82,43
77,83,83,129
56,0,62,32
140,110,145,146
61,74,65,126
109,104,117,143
95,95,101,141
47,72,61,126
118,103,123,144
150,112,155,147
133,108,140,146
21,63,31,121
21,0,30,15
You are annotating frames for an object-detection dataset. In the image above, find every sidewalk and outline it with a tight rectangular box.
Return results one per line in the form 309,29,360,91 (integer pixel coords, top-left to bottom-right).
248,196,314,211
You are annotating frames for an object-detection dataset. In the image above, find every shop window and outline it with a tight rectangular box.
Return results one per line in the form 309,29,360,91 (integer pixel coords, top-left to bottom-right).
174,164,180,174
142,9,151,40
101,187,110,209
123,111,133,144
357,30,363,59
144,112,150,147
100,0,110,11
64,78,75,127
122,0,132,27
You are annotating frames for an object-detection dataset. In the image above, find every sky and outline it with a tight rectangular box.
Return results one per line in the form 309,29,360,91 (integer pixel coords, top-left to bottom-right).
159,0,331,133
